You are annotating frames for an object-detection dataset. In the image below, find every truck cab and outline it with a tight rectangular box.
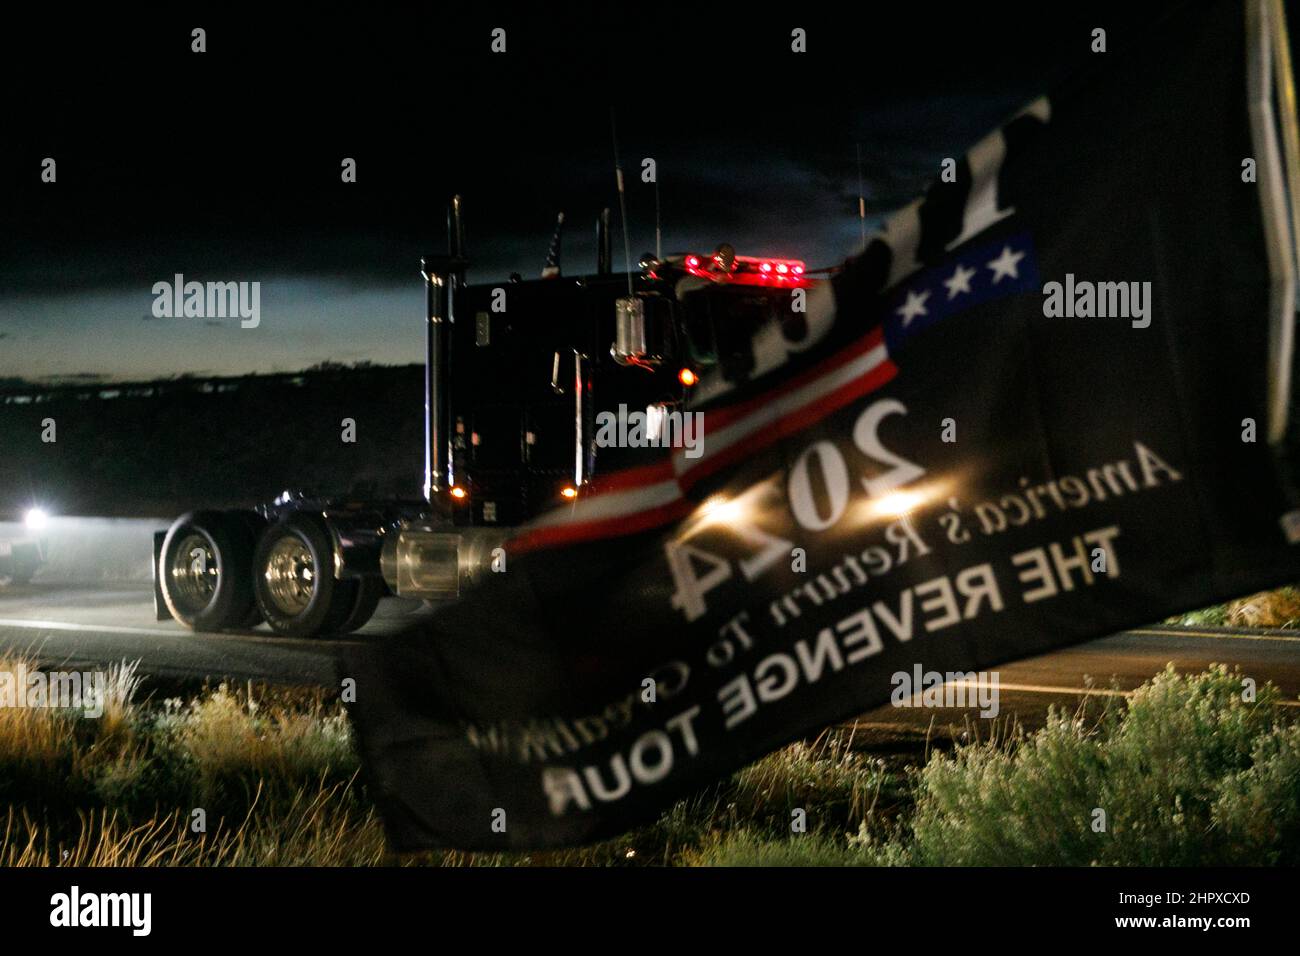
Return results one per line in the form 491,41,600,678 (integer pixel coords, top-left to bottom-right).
444,250,813,528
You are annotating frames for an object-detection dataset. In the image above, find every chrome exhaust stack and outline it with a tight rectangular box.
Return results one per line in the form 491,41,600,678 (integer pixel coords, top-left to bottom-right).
421,257,451,504
421,196,468,506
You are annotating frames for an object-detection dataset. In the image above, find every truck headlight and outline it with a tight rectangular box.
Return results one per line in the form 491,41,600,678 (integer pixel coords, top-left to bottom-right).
24,508,49,531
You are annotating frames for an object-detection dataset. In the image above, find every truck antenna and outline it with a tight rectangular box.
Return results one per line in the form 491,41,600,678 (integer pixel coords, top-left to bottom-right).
856,143,867,252
610,108,635,295
655,169,662,262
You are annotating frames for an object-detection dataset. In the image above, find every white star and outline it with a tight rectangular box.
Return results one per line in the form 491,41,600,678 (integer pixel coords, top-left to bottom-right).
896,289,931,325
987,245,1025,283
944,263,976,299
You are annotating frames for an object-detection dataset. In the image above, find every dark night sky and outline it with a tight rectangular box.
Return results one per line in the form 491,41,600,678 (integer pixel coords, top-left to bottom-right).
0,2,1211,381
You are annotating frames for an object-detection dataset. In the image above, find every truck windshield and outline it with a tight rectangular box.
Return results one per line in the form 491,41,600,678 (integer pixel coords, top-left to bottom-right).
681,287,785,370
680,291,718,366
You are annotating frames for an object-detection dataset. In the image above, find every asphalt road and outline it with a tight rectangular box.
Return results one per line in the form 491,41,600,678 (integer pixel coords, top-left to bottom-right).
0,582,437,687
848,624,1300,743
1,583,1298,736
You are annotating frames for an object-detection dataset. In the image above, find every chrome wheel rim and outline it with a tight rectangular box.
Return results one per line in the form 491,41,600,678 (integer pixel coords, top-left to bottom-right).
170,532,219,616
262,533,316,616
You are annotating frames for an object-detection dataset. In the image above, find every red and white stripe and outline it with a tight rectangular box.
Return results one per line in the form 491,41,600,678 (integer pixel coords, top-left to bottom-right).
507,325,896,554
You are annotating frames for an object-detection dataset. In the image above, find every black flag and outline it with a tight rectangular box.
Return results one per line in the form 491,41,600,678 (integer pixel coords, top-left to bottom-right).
346,0,1300,850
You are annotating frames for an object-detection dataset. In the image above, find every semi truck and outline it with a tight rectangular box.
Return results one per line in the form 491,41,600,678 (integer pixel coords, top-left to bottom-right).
0,531,44,587
152,198,816,637
0,508,49,587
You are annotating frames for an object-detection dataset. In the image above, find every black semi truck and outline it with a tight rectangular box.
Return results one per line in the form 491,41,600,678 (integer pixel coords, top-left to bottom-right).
0,507,49,587
0,532,44,587
153,198,817,637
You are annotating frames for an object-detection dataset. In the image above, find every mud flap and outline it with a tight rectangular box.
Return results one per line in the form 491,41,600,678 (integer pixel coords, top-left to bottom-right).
152,530,169,620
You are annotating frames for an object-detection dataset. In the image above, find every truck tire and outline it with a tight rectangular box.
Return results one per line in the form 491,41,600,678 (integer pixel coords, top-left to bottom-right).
337,576,384,633
0,566,37,587
159,511,257,631
253,513,357,638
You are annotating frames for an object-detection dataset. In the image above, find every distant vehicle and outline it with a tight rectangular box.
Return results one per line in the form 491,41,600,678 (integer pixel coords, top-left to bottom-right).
0,509,49,586
153,198,817,637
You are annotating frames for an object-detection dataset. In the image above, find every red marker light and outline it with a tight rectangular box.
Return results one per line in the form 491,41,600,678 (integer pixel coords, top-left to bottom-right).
679,368,698,387
686,255,701,268
759,262,772,273
793,264,804,275
775,263,789,275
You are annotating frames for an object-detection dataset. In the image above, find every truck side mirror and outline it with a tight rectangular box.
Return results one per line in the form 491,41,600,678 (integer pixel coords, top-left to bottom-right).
611,296,664,367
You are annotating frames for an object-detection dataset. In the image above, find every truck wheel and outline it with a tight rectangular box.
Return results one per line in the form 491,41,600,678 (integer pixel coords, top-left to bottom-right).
0,566,36,587
159,511,257,631
253,513,357,638
337,577,384,633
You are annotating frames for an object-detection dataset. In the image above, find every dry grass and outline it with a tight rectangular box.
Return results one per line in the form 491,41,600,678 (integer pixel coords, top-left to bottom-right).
1222,587,1300,628
0,781,387,867
161,683,356,814
1168,585,1300,629
2,653,1298,867
0,654,379,866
